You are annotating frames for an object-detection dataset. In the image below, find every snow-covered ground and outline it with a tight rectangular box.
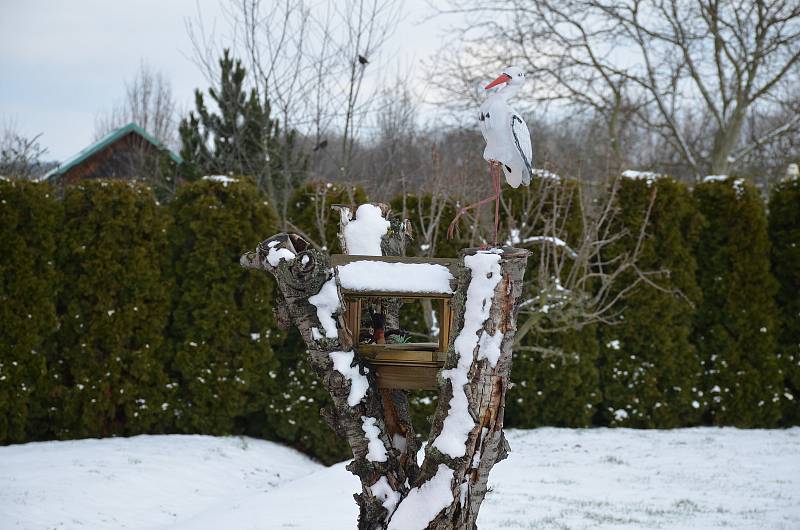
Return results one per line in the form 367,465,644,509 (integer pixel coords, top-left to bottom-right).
1,428,798,529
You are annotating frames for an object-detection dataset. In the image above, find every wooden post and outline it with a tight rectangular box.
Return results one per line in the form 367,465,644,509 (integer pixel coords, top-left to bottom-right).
242,213,529,529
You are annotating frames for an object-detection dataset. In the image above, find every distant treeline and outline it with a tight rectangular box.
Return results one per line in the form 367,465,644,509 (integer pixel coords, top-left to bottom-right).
0,175,797,464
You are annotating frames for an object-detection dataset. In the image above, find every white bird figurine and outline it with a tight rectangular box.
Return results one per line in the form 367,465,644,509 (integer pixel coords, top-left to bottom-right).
448,66,533,245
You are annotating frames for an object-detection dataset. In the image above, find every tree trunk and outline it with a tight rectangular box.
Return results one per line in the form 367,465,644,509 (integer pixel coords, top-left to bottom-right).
241,207,529,530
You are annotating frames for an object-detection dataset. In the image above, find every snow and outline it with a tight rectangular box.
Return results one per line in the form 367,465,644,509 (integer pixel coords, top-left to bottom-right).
308,277,340,339
1,429,799,529
201,175,237,186
702,175,746,196
622,170,663,184
521,235,578,258
361,416,388,462
433,252,503,459
264,240,295,267
343,204,390,256
337,261,454,294
703,174,728,182
370,476,401,517
329,350,369,407
388,464,455,530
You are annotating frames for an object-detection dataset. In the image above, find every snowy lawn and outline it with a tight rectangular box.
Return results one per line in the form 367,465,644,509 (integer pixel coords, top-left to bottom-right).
1,428,798,529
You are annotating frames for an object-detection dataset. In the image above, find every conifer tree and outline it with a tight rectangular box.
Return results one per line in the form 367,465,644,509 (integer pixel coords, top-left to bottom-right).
168,177,280,435
597,177,704,427
694,177,782,427
55,181,170,438
0,180,59,442
768,176,800,424
179,49,305,222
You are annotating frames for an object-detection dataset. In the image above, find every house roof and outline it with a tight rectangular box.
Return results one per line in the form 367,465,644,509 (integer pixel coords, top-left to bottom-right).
42,122,183,181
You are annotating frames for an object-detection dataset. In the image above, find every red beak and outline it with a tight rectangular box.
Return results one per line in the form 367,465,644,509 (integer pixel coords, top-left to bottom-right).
485,73,512,90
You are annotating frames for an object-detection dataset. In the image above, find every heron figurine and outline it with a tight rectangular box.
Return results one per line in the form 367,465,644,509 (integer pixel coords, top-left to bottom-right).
448,66,533,246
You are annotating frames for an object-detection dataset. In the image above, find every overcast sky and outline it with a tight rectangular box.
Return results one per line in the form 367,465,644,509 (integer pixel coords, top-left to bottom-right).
0,1,447,161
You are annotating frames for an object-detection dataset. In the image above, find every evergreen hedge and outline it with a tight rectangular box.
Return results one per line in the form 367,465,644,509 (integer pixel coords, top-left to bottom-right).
502,180,601,428
168,177,280,435
598,177,704,427
1,174,798,459
0,179,59,442
693,177,783,427
768,177,800,424
54,181,171,438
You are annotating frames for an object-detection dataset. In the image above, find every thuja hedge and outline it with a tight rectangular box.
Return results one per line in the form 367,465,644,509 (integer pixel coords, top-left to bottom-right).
694,177,784,427
1,175,798,456
768,177,800,424
597,177,704,428
0,179,59,442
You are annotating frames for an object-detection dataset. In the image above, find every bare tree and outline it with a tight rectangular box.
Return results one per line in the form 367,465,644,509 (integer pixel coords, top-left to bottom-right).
0,119,48,180
432,0,800,178
187,0,402,185
95,61,177,147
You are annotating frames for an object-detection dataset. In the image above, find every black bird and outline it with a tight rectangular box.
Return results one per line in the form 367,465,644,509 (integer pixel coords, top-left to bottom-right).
358,54,369,65
312,139,328,152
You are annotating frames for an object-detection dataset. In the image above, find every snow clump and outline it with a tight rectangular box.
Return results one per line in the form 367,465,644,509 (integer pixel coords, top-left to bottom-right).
308,277,340,339
265,240,296,267
343,204,390,256
388,464,455,530
329,351,368,407
361,416,387,462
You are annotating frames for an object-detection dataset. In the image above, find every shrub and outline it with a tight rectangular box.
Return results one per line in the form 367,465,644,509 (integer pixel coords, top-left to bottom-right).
768,177,800,424
0,179,59,442
168,177,280,435
693,177,782,427
597,176,704,427
54,181,171,437
503,179,601,427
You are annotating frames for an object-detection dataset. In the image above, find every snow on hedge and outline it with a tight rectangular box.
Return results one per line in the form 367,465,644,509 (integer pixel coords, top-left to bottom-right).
329,350,368,407
433,252,503,459
308,277,339,339
202,175,238,186
337,261,454,294
388,464,455,530
343,204,390,256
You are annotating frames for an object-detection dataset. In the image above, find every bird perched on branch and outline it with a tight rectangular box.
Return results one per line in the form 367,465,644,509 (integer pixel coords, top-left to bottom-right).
448,66,533,246
358,54,369,65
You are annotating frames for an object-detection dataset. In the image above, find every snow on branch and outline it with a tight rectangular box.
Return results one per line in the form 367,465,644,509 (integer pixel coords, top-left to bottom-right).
308,276,340,339
520,235,578,258
328,351,368,407
387,464,455,530
432,252,503,459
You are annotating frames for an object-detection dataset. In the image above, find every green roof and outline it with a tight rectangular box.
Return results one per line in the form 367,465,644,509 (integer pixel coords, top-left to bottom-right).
42,122,183,181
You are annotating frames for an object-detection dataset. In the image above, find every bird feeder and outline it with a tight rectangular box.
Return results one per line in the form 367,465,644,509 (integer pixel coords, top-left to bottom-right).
332,254,458,390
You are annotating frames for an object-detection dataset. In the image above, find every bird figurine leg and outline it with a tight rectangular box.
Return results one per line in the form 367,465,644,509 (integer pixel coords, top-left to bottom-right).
447,161,503,242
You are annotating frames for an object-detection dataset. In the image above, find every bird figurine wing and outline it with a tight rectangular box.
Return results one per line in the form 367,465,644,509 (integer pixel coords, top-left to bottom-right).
511,113,533,187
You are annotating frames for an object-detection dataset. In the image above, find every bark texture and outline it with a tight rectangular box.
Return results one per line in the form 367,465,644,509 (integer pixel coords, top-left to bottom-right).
242,206,528,530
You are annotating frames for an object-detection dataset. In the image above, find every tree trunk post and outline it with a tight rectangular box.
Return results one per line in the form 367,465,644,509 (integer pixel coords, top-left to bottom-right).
242,208,529,530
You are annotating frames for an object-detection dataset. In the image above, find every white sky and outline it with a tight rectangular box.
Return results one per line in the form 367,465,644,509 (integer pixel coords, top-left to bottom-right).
0,0,448,161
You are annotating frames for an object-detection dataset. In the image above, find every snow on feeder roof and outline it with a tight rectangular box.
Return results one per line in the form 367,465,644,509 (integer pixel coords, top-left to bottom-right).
336,260,454,295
